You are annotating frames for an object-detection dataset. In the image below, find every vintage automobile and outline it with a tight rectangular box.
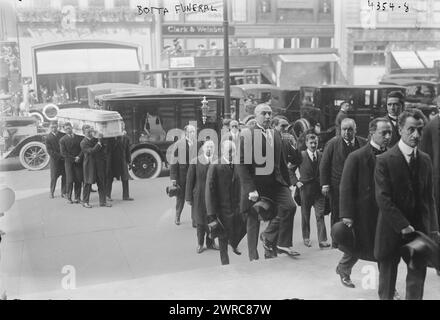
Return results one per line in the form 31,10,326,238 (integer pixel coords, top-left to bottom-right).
0,116,49,170
291,85,407,147
379,78,439,118
28,83,146,124
95,88,236,179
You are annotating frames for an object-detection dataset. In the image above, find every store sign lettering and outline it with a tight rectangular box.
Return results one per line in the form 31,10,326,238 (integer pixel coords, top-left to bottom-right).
163,25,235,35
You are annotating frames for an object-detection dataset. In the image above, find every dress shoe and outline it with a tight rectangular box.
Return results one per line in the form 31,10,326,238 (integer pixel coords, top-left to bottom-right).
331,242,339,249
207,243,219,250
123,197,134,201
231,247,242,255
175,217,181,225
106,197,113,202
61,193,67,199
260,233,274,252
319,241,331,249
336,268,355,288
67,199,74,204
100,203,112,207
74,199,80,204
303,239,312,247
196,245,204,254
49,193,54,199
393,290,401,300
277,246,301,257
83,203,92,208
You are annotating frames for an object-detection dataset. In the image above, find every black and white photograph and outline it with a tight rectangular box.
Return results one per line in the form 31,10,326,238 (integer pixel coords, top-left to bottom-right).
0,0,440,304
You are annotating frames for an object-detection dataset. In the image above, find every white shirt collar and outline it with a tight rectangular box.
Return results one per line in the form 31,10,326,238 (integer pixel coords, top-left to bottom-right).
388,114,397,121
398,139,417,163
343,138,355,145
306,149,317,160
370,140,381,151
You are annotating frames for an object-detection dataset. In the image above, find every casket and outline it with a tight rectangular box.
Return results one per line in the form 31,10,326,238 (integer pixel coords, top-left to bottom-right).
57,108,123,138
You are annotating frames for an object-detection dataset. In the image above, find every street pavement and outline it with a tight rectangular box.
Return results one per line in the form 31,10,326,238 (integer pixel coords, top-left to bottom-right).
0,164,439,300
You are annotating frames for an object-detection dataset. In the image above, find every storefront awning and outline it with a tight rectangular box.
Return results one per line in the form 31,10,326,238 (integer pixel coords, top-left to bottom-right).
416,50,440,68
391,51,425,69
279,53,339,63
36,48,140,75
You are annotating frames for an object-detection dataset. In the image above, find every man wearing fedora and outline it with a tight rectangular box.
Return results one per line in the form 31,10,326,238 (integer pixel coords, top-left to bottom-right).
336,117,392,288
375,108,439,300
236,103,297,261
320,118,367,247
170,124,196,225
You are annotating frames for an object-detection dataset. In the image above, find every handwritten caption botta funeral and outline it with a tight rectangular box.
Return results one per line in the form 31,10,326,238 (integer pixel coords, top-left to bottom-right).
137,3,218,15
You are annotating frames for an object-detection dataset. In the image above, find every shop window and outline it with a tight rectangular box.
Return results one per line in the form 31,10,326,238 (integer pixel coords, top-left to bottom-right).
232,0,247,22
319,0,332,13
283,38,292,49
254,38,275,49
257,0,273,22
354,53,385,66
299,38,312,48
88,0,105,7
318,37,332,48
433,1,440,23
278,9,314,22
186,39,208,50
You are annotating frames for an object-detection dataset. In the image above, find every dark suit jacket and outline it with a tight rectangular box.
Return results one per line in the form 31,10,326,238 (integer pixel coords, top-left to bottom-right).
206,164,245,246
374,145,439,260
46,131,65,175
420,115,440,222
340,144,379,261
170,138,195,187
80,137,103,184
320,136,367,188
236,126,291,215
185,161,211,225
107,135,131,181
59,134,83,163
386,115,400,147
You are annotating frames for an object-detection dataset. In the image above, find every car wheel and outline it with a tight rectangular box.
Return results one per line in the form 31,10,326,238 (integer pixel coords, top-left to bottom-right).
129,148,162,179
19,141,50,171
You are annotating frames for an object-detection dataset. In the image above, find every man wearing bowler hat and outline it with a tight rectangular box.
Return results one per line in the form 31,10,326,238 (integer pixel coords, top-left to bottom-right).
374,108,439,300
336,117,392,288
236,103,297,261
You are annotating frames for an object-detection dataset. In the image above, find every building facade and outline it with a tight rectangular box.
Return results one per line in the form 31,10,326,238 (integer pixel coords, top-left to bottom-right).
335,0,440,85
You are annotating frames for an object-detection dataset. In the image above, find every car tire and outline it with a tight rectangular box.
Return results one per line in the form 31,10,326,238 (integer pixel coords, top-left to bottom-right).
129,148,162,179
19,141,50,171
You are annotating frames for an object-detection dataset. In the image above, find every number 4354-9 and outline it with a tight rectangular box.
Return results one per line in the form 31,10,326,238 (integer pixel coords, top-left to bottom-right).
368,0,409,12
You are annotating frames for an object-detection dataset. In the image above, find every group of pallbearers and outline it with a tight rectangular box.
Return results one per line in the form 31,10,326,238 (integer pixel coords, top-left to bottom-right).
45,122,133,208
170,90,440,300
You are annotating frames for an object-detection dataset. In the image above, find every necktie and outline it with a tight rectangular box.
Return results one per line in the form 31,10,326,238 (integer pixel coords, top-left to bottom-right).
265,130,273,146
409,151,416,175
312,153,317,162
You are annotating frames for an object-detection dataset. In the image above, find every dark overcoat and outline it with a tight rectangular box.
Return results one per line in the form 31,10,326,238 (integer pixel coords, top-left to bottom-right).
206,164,246,246
236,127,291,217
386,115,401,147
420,115,440,225
339,144,379,261
80,137,103,184
45,131,65,176
320,136,367,188
59,134,83,182
374,145,439,261
170,138,194,188
185,161,210,225
107,136,131,181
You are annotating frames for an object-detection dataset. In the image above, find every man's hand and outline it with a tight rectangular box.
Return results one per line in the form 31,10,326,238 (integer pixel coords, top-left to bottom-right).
401,225,415,235
321,185,330,197
342,218,354,228
296,182,303,189
248,190,259,202
74,156,80,163
171,180,177,187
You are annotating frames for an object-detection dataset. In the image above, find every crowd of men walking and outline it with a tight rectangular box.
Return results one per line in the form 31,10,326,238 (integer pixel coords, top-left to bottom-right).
45,122,134,208
169,90,440,300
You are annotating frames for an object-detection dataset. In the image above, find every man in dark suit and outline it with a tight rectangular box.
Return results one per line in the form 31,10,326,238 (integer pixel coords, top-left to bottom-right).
320,118,367,244
206,140,245,264
292,129,330,249
80,125,111,209
106,124,133,201
186,140,218,253
236,104,297,261
45,121,66,199
386,90,404,147
336,117,392,288
335,101,351,136
420,107,440,228
170,124,196,225
59,122,83,204
375,108,439,300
